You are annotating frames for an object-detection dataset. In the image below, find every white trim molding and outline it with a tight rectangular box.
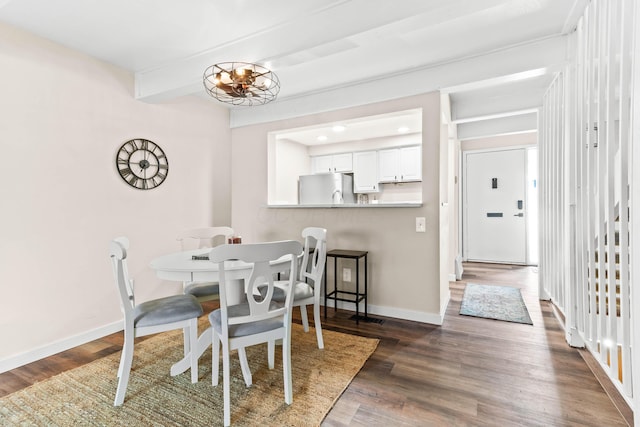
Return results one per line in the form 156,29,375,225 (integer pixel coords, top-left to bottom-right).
322,301,445,326
0,321,123,374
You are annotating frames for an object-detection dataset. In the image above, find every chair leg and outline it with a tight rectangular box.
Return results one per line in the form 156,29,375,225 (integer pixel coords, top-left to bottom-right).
116,344,126,379
183,327,190,357
268,340,275,369
299,305,310,332
212,330,220,386
237,347,252,386
114,328,134,406
282,328,293,405
313,302,324,349
222,340,231,427
188,319,199,383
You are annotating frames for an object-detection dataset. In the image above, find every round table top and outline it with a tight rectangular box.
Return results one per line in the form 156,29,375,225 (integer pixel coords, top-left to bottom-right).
150,249,296,274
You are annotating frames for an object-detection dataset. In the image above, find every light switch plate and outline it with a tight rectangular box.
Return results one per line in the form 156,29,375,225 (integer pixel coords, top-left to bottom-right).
416,217,426,232
342,268,351,282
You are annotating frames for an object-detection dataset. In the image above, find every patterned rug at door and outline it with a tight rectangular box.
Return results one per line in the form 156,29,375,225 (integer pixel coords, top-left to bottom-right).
460,283,533,325
0,323,378,426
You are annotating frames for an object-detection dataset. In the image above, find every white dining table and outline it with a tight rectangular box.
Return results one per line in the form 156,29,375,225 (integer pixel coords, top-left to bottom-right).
149,248,296,377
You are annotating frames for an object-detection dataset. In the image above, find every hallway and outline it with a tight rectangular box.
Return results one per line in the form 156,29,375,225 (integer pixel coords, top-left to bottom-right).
322,262,631,426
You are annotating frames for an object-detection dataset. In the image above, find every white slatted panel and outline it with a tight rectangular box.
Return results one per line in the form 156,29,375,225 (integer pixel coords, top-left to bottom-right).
539,0,634,404
539,72,565,314
631,0,640,418
617,0,633,396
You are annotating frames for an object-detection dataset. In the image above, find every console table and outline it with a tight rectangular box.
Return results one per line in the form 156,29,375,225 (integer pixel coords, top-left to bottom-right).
324,249,368,323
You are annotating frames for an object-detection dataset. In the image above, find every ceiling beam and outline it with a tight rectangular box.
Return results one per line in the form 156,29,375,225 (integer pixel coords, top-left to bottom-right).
456,112,537,140
229,35,567,128
451,92,543,122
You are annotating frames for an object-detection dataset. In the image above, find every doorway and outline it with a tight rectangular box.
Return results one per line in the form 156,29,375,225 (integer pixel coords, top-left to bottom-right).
462,147,538,265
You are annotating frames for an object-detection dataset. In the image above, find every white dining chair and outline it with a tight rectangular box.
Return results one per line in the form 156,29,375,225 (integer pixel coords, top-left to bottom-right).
109,237,203,406
208,240,302,427
177,226,234,302
269,227,327,349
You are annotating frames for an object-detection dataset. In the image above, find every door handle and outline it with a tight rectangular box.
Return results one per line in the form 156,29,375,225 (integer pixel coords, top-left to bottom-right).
514,213,524,217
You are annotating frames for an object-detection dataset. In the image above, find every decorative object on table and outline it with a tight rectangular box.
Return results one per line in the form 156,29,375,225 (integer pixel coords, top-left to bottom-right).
108,237,203,406
116,138,168,190
177,227,234,303
227,235,242,244
208,240,302,427
0,321,379,426
203,62,280,106
459,283,533,325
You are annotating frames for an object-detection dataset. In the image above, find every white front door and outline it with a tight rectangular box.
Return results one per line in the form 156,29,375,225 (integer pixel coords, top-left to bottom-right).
464,149,527,264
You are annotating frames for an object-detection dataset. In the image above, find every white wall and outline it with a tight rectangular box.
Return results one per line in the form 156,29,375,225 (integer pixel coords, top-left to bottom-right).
271,139,309,204
0,23,231,370
230,93,444,324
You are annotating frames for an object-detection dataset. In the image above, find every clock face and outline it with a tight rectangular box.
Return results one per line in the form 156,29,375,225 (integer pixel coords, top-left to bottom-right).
116,139,168,190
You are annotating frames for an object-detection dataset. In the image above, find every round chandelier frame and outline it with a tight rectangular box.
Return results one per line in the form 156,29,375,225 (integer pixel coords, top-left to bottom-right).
203,62,280,106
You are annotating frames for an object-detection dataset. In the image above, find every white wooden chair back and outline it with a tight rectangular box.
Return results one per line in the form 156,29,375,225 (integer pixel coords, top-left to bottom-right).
300,227,327,295
209,240,302,337
108,237,203,406
109,236,136,315
177,226,234,251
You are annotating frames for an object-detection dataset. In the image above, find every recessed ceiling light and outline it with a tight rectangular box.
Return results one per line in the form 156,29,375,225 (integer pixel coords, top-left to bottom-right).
397,126,409,133
317,135,328,142
332,125,346,133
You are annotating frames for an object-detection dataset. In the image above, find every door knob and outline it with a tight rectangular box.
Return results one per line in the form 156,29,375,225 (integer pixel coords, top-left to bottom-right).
514,213,524,217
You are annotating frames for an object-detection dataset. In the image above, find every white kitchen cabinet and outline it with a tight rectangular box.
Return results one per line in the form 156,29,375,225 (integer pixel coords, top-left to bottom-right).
353,151,379,193
312,155,333,174
378,146,422,183
311,153,353,174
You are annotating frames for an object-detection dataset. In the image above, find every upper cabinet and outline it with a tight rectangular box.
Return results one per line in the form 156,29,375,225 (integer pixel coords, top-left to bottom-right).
378,146,422,183
311,153,353,174
353,151,379,193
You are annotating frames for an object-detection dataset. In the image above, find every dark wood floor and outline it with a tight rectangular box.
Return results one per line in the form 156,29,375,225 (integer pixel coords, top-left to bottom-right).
0,263,631,426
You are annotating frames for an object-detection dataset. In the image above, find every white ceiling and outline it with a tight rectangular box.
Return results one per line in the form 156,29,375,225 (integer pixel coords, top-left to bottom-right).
0,0,585,140
274,109,422,146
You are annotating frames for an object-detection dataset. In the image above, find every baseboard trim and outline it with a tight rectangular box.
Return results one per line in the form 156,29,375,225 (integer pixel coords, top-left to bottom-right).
448,273,457,282
440,290,451,320
1,300,446,373
0,320,123,374
322,301,444,325
578,347,634,426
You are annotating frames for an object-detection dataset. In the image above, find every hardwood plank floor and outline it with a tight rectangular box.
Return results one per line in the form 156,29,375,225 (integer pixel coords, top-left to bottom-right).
321,263,630,426
0,263,631,426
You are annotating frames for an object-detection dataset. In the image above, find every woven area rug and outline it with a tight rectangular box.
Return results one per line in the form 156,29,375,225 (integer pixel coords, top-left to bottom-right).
460,283,533,325
0,323,378,426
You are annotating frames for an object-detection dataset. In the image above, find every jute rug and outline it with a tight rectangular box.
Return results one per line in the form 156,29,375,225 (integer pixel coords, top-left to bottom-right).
460,283,533,325
0,322,378,426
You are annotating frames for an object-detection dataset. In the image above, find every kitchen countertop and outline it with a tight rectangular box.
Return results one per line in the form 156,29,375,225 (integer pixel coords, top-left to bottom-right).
267,202,423,208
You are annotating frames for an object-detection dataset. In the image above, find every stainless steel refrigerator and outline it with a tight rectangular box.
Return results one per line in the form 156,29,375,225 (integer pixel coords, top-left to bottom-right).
298,173,356,205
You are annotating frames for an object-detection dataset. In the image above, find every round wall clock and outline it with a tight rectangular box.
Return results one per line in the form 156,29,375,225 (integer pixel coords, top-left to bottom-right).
116,138,168,190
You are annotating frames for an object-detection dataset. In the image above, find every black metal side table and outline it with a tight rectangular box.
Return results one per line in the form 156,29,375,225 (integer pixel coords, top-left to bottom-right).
324,249,368,324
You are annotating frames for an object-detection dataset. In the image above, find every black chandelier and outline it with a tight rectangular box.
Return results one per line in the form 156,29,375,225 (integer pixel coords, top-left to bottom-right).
203,62,280,106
